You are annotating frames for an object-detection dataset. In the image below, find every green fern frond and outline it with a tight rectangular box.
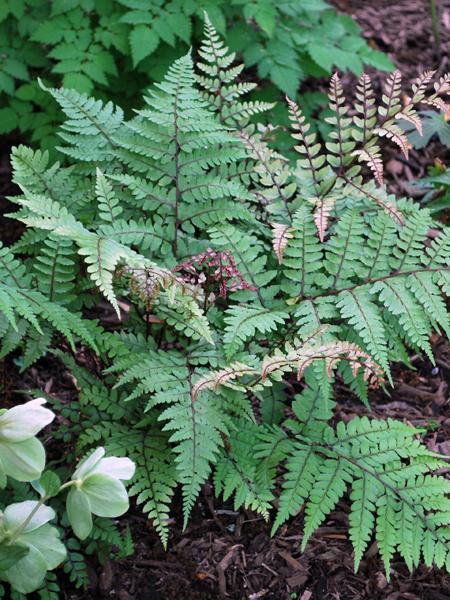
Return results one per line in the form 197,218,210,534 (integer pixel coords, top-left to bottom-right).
223,304,288,360
38,78,124,161
160,388,227,528
33,235,76,303
197,15,274,124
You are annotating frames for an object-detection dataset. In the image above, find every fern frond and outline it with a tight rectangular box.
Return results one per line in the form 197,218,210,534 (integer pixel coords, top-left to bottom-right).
271,222,293,264
38,79,124,161
313,197,336,242
353,73,377,144
223,304,289,360
337,288,390,379
192,363,256,402
261,338,383,386
272,444,324,534
282,205,323,298
107,421,177,548
326,72,355,168
95,169,123,223
324,209,365,288
214,425,274,519
352,147,384,185
161,387,227,528
372,280,434,360
33,235,76,304
197,15,274,124
287,96,324,191
379,70,402,120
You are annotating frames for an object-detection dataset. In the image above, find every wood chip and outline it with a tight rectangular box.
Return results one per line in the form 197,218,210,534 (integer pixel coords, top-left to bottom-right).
277,550,304,572
217,545,242,597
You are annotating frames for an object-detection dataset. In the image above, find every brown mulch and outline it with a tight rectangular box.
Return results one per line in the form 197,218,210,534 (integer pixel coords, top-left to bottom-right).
332,0,450,82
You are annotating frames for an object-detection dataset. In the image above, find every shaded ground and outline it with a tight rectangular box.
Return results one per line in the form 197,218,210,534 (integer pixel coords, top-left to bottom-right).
3,1,450,598
333,0,450,81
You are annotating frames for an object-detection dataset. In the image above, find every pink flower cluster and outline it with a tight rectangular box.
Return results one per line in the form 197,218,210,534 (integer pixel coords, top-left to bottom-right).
175,249,256,299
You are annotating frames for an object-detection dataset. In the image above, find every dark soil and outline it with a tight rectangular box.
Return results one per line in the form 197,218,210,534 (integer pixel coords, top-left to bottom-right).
3,1,450,598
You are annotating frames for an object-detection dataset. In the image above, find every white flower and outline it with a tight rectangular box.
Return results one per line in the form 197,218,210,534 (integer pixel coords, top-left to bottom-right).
0,501,66,594
0,398,54,442
67,447,135,539
0,399,54,485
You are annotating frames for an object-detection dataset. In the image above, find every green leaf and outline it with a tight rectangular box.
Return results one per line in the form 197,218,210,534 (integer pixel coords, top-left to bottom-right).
362,48,395,72
0,107,18,134
307,42,334,72
15,83,37,101
32,471,61,498
253,5,277,37
129,25,159,67
0,72,14,95
270,64,300,97
62,72,94,94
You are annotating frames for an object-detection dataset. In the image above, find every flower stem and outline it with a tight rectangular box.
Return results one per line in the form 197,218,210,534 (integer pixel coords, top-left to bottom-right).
8,480,77,544
8,497,48,544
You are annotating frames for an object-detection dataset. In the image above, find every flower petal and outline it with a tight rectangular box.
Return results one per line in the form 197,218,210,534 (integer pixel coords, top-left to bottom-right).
81,473,129,517
66,488,93,540
2,543,48,594
4,501,55,533
0,399,54,442
72,447,105,480
0,438,46,482
19,523,66,570
91,456,135,481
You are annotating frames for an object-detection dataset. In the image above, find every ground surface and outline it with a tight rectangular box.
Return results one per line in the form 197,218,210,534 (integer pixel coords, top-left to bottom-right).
3,1,450,598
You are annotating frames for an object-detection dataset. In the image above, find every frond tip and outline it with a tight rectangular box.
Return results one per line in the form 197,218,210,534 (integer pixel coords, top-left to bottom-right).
271,223,294,264
261,339,384,386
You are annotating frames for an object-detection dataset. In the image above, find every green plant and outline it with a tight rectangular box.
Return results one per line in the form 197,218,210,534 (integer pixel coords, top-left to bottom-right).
0,0,392,154
412,161,450,215
430,0,442,57
402,109,450,149
4,21,450,580
0,398,134,595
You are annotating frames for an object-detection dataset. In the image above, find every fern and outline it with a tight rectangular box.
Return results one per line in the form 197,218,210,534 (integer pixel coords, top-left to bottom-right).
4,20,450,580
0,0,392,156
197,13,275,125
0,242,97,362
223,304,288,360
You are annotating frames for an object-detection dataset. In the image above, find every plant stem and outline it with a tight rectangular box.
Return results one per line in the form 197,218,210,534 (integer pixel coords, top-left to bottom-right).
8,497,48,544
430,0,441,58
8,481,76,544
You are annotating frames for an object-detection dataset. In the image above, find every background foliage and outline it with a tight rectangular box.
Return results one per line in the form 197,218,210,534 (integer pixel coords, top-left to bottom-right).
0,0,393,155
